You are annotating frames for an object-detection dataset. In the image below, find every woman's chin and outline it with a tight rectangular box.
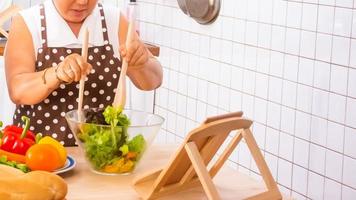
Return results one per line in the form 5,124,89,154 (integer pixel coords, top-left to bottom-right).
65,13,88,23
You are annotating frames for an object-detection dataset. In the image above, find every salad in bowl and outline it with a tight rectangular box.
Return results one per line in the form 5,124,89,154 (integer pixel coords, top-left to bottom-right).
65,106,164,175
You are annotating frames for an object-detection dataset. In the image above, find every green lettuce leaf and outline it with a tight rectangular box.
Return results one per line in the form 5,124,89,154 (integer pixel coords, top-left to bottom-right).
128,135,146,154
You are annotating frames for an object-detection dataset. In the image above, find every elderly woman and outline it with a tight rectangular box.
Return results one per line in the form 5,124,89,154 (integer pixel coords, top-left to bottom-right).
5,0,162,146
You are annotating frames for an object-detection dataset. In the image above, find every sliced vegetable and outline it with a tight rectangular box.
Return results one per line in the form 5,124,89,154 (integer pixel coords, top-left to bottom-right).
0,149,26,163
128,134,146,154
103,106,131,127
102,158,134,173
0,155,30,173
80,107,146,173
119,144,129,156
125,151,137,160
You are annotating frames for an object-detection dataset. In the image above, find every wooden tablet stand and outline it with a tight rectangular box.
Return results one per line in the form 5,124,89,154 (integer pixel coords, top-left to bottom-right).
133,111,282,200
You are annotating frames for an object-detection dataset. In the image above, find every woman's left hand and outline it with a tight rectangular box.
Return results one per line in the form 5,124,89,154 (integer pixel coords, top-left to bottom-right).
119,37,149,69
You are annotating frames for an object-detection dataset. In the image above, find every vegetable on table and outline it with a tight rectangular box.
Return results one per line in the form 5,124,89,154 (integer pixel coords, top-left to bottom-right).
0,155,30,173
38,136,67,165
0,149,26,163
0,116,35,155
25,144,63,171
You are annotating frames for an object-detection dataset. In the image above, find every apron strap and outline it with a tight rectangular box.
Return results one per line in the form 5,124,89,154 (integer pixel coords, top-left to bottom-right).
39,4,48,49
39,3,110,48
98,3,110,44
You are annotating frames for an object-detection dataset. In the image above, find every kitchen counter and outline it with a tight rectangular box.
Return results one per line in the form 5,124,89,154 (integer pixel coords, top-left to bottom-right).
63,145,292,200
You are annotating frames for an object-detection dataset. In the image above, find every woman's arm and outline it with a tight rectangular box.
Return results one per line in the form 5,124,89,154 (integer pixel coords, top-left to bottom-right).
5,15,61,105
5,15,91,105
118,14,162,91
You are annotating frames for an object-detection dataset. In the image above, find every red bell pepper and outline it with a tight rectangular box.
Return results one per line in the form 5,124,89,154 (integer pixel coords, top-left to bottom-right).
3,123,35,141
0,116,35,155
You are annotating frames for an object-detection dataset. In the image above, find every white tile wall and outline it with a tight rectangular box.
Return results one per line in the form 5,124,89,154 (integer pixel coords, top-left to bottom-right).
137,0,356,199
14,0,356,199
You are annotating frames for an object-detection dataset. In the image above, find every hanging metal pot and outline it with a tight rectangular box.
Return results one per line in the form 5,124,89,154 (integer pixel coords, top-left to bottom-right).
177,0,221,25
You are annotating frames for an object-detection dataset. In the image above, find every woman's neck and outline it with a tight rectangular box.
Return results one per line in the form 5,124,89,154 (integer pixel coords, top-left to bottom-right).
66,21,83,37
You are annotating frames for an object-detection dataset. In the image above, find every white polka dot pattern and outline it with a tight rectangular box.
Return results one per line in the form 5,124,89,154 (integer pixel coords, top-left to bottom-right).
14,5,122,146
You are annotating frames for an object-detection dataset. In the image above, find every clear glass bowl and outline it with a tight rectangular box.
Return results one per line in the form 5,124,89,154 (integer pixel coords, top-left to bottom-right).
65,108,164,175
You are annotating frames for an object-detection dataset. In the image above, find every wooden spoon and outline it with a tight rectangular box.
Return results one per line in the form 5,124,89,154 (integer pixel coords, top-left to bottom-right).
112,20,136,110
78,28,89,122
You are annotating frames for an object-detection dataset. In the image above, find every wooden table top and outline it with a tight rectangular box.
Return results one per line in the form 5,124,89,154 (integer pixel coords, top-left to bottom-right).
62,145,291,200
0,38,159,57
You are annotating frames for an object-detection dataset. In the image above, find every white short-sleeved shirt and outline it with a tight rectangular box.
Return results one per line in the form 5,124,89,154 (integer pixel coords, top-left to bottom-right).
19,0,121,60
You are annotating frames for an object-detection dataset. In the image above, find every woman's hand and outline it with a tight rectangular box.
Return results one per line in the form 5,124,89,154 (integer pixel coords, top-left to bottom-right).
119,36,149,69
56,54,92,83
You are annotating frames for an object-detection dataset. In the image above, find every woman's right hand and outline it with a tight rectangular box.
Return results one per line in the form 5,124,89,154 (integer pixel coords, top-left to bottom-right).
55,54,92,83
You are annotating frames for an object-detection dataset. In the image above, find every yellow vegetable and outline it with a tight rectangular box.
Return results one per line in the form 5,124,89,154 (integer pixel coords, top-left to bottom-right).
102,158,125,173
38,136,67,165
102,158,135,173
119,160,134,173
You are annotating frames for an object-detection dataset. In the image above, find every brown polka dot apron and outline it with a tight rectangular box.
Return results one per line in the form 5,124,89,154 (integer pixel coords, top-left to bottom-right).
13,3,121,146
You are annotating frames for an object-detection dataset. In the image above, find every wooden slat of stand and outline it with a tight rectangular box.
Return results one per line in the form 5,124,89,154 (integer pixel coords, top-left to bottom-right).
243,128,279,191
209,131,243,178
133,112,283,200
185,142,221,200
